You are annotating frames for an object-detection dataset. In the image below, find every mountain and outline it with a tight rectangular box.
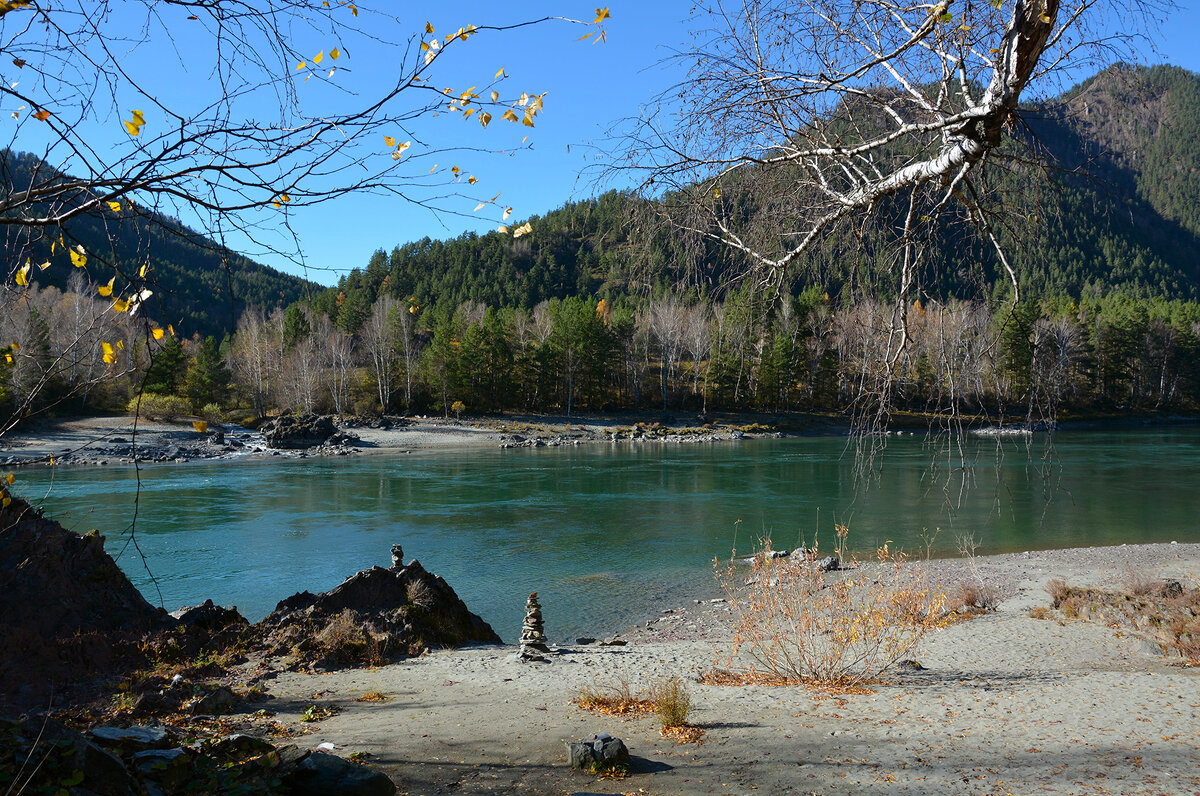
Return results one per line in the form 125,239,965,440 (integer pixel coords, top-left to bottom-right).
1,151,318,339
312,63,1200,329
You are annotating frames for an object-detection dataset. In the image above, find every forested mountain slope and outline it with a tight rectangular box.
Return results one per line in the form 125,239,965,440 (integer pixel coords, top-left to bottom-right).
2,151,318,338
314,64,1200,328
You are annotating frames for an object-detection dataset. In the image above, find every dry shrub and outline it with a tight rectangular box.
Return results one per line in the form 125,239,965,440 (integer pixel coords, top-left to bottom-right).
648,674,691,729
1046,578,1070,608
1028,605,1053,620
406,579,437,610
717,530,947,686
952,580,1000,613
317,610,382,666
356,691,391,703
573,678,655,717
1121,569,1159,597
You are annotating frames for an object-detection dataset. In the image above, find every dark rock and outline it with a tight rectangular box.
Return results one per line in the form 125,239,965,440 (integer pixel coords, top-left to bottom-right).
261,414,337,449
567,733,630,773
575,637,597,645
390,544,404,568
208,733,276,756
1161,580,1185,599
191,685,239,715
132,748,190,786
284,751,396,796
0,495,172,705
818,556,841,572
598,636,627,647
258,551,501,669
7,717,138,796
170,599,248,632
206,430,225,445
91,725,171,750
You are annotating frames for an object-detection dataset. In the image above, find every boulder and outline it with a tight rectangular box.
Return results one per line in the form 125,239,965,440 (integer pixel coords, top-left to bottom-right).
171,599,248,632
91,725,171,751
260,414,337,449
567,733,630,773
284,751,397,796
0,495,172,706
257,550,501,669
818,555,841,572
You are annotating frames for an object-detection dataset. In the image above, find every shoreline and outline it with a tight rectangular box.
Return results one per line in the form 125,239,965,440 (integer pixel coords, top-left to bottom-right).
3,410,1198,469
250,541,1200,795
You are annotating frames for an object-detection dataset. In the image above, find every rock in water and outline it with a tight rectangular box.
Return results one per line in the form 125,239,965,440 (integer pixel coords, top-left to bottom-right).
260,413,337,449
517,592,550,662
258,550,500,670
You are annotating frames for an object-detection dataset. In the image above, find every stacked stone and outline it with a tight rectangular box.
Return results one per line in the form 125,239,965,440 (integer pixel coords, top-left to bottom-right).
518,592,550,661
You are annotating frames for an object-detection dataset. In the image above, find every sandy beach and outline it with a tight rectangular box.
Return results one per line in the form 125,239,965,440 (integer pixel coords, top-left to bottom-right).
243,543,1200,796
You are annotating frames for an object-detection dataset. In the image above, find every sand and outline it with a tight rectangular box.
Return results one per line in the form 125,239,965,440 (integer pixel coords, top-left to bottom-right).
250,543,1200,795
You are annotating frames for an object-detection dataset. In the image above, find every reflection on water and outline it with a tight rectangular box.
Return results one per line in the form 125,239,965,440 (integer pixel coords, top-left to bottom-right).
11,428,1200,642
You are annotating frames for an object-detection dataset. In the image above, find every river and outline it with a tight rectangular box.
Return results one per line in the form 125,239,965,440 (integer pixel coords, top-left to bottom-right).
11,427,1200,642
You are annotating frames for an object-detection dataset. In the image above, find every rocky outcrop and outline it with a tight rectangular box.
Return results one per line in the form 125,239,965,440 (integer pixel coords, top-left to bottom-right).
258,551,501,669
0,716,395,796
0,495,172,707
261,413,338,449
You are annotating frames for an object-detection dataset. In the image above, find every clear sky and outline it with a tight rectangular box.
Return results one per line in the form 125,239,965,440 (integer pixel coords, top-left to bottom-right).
33,1,1200,287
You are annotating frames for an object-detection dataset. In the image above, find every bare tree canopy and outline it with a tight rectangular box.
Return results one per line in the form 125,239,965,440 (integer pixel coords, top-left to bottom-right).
0,2,607,270
619,0,1167,298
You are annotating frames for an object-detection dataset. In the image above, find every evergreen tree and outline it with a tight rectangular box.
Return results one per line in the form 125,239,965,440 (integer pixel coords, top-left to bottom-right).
144,336,187,395
185,336,232,409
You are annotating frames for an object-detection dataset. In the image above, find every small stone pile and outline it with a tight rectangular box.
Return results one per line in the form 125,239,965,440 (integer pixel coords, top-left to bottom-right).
517,592,550,661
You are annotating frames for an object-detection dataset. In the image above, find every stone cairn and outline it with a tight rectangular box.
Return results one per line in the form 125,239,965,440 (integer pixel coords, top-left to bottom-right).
518,592,551,661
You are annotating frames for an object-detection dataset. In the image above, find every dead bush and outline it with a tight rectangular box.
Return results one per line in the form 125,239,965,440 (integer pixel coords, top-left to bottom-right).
1121,569,1159,597
717,529,947,686
316,610,382,666
1028,605,1053,620
573,678,654,717
1046,578,1070,608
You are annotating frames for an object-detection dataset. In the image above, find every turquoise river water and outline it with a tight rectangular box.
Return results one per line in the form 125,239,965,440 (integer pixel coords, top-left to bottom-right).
11,427,1200,642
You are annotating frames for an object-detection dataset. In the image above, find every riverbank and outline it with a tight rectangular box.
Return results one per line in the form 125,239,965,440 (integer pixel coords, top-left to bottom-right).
249,542,1200,795
4,410,1197,468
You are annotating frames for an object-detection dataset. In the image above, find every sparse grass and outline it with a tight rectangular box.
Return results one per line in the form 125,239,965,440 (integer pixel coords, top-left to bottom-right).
573,678,655,717
648,674,692,729
406,579,437,610
299,704,339,723
316,609,384,666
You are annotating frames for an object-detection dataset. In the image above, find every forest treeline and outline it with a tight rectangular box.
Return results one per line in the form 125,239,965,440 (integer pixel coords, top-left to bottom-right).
5,275,1199,423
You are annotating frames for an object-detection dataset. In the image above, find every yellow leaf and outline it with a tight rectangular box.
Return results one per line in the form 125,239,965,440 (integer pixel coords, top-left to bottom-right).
168,324,175,336
330,47,340,60
396,141,411,154
451,165,460,176
123,120,141,136
479,111,492,128
314,51,325,65
112,298,130,313
428,164,438,173
296,61,307,70
98,276,114,297
501,109,519,123
349,4,357,16
131,110,144,125
4,473,14,485
467,175,477,184
502,207,512,220
32,108,49,121
193,421,208,433
425,21,434,33
522,110,535,127
1,497,9,509
152,327,165,340
48,456,53,466
101,341,116,363
107,201,121,212
512,221,533,238
474,202,486,212
138,263,148,278
272,201,281,208
15,261,30,286
494,66,505,79
116,340,124,350
37,260,49,271
714,187,721,198
384,135,396,148
71,248,87,268
577,31,593,42
497,225,508,233
594,7,611,23
3,354,10,364
490,90,499,103
280,193,291,203
10,342,18,351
